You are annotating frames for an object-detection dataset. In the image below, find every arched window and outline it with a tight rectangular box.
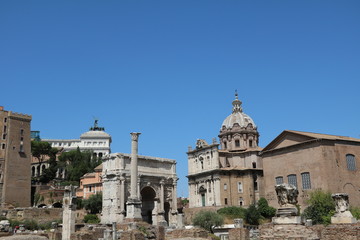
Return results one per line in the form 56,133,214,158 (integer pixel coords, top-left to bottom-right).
239,197,244,206
346,154,356,171
287,174,297,188
301,172,311,190
275,176,283,185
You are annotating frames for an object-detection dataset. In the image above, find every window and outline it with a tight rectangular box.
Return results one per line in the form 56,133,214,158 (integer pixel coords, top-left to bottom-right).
239,197,244,206
346,154,356,171
235,140,240,147
4,118,7,123
238,182,243,193
249,140,253,147
224,142,227,149
3,126,6,132
301,172,311,190
287,174,297,188
20,129,24,136
275,176,283,185
254,178,258,191
2,134,6,140
224,183,227,190
252,162,257,168
224,198,228,205
1,144,5,149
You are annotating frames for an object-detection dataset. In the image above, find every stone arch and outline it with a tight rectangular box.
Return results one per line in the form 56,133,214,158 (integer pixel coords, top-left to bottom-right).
140,186,156,224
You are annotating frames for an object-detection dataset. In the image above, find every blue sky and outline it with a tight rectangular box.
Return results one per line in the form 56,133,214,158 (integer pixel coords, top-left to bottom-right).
1,1,359,197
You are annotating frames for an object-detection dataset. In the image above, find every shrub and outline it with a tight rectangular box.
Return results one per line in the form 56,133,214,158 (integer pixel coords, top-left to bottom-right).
192,211,224,233
350,206,360,219
83,193,102,214
257,197,276,218
245,204,261,225
302,190,335,225
84,214,100,223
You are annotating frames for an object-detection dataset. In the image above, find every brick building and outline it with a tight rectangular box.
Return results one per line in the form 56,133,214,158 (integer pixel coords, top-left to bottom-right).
0,106,32,208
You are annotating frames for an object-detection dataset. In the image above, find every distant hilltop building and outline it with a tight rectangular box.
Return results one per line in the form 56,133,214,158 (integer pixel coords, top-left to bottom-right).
0,106,32,208
42,120,111,158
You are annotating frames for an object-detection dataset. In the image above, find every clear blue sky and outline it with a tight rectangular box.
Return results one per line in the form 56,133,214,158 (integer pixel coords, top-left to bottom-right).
1,1,359,197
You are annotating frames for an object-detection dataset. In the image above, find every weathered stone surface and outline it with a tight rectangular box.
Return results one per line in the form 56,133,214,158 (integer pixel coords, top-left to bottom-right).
228,228,249,240
0,235,49,240
260,223,321,240
165,228,211,240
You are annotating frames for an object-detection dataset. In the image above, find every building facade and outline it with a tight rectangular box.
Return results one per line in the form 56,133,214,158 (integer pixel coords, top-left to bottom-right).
187,93,264,209
0,106,32,208
76,163,103,199
261,130,360,208
42,120,111,158
101,152,178,227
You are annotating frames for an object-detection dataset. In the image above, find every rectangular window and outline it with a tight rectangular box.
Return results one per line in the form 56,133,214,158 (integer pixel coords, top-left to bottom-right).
346,154,356,171
249,140,253,147
301,172,311,190
1,144,5,149
20,129,24,136
238,182,243,193
224,183,227,190
3,126,6,132
224,198,228,205
287,174,298,188
235,140,240,147
2,134,5,140
4,118,7,123
275,176,283,185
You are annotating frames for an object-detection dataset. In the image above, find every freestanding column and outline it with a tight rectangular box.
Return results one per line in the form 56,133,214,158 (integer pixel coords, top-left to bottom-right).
130,132,141,199
126,132,142,221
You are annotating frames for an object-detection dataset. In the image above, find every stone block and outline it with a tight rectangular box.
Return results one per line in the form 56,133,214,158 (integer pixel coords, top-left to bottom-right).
331,216,357,224
272,216,302,225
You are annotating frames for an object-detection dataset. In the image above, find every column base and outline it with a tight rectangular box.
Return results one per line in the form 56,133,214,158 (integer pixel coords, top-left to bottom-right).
126,198,142,221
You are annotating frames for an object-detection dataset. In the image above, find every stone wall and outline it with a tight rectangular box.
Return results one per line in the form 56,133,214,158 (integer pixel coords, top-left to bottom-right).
228,228,249,240
5,208,62,224
320,224,360,240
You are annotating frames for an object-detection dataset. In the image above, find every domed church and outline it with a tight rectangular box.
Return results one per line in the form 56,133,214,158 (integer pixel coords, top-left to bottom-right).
187,92,264,208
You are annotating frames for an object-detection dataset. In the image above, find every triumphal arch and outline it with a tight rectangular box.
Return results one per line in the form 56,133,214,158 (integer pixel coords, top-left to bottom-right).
101,133,178,227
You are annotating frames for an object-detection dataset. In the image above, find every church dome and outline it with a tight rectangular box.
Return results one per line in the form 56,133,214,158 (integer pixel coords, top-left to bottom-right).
221,92,256,130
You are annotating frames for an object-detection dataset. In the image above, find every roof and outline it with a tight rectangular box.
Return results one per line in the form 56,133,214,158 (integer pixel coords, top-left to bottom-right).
262,130,360,153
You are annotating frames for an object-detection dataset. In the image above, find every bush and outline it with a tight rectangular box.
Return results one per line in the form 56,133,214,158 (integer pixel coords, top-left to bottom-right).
350,206,360,219
83,193,102,214
217,206,247,220
245,204,261,225
84,214,100,223
302,190,335,225
257,197,276,218
193,211,224,233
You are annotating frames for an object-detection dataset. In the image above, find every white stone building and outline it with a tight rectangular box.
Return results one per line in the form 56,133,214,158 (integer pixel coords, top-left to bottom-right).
43,120,111,158
101,151,178,227
31,120,111,178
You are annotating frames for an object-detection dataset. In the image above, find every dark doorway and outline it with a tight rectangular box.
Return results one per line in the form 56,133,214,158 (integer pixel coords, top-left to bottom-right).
140,186,156,224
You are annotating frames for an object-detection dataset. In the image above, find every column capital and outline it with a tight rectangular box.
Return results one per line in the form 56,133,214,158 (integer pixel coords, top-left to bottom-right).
130,132,141,141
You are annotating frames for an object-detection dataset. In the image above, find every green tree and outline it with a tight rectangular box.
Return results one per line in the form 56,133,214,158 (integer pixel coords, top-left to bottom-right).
302,190,335,225
245,204,261,225
59,148,100,182
83,193,102,214
192,211,224,233
257,197,276,219
31,141,59,183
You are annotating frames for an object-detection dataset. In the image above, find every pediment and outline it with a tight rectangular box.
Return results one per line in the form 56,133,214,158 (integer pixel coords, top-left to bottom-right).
262,130,316,151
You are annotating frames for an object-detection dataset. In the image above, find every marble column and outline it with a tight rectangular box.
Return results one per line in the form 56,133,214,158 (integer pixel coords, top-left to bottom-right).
62,185,77,240
130,132,141,199
119,175,125,221
126,132,142,221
